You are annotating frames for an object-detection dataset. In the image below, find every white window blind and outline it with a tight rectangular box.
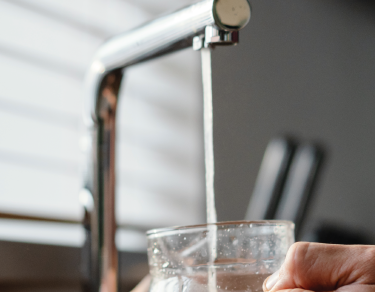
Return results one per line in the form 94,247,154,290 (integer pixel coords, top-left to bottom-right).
0,0,204,249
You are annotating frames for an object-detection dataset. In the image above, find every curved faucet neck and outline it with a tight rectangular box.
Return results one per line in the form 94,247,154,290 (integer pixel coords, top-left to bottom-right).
81,1,251,291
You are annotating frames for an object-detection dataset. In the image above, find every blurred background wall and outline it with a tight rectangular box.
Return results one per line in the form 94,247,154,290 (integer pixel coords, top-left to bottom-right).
212,0,375,242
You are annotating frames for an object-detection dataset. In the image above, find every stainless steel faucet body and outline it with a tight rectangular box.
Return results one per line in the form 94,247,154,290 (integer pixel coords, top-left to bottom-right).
81,1,251,291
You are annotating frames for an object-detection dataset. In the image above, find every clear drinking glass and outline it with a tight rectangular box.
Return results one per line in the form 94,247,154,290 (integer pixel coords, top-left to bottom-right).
147,220,294,292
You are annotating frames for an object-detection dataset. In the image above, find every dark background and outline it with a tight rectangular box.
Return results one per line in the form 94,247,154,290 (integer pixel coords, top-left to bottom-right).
212,0,375,241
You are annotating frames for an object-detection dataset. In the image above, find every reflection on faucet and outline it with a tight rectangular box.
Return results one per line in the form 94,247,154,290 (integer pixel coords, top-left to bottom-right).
82,1,251,291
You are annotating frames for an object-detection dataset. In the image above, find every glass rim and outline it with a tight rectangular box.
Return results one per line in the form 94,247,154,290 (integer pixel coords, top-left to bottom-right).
146,220,294,236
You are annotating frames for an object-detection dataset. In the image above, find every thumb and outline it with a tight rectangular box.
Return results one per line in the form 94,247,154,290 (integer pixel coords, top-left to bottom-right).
263,242,375,292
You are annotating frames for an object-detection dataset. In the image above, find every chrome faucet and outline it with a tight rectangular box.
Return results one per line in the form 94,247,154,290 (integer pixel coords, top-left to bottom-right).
81,1,251,291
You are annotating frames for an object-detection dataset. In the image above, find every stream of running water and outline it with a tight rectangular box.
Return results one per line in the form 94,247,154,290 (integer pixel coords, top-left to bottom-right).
201,47,218,292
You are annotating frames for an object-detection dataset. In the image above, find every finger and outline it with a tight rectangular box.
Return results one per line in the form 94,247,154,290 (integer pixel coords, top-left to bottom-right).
263,242,375,292
266,283,375,292
337,284,375,292
131,275,151,292
263,275,317,292
272,286,375,292
270,290,315,292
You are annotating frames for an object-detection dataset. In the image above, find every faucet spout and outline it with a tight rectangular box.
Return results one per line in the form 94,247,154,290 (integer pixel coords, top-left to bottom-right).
81,1,251,291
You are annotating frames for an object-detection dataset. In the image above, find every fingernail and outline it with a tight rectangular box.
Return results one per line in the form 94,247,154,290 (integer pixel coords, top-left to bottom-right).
265,269,280,291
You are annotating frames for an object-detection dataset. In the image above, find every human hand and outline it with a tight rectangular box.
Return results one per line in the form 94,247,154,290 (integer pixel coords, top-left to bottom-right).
263,242,375,292
130,275,151,292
